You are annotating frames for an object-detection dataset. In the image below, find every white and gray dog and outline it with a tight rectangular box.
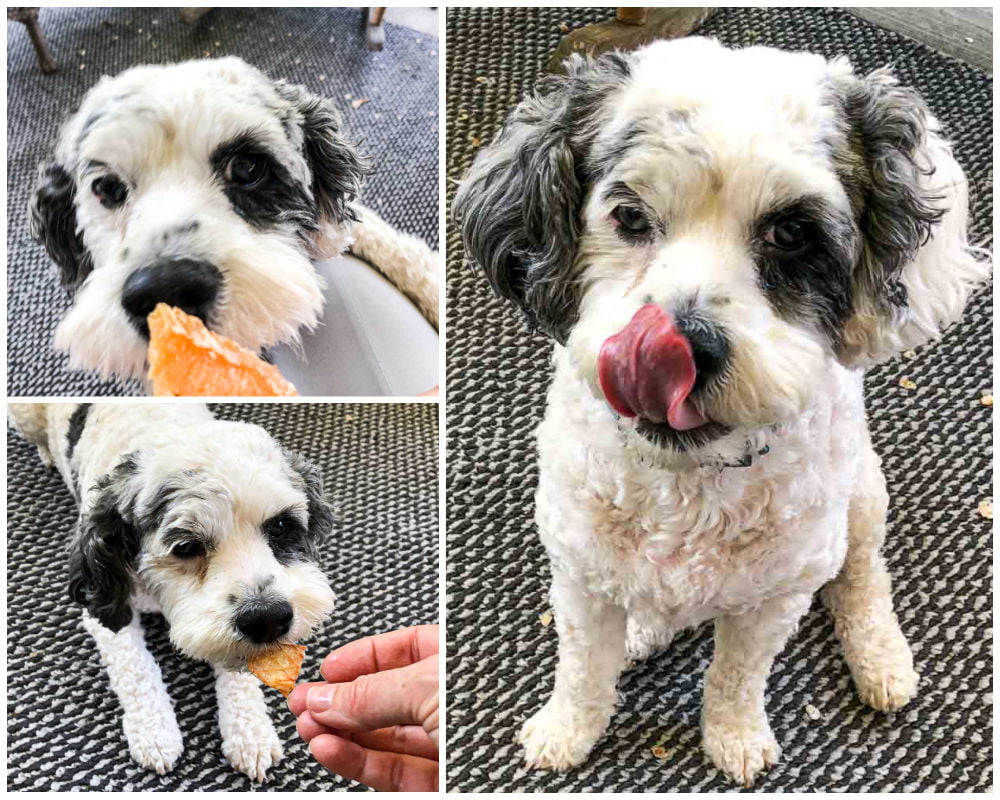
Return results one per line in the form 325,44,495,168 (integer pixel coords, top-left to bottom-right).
30,57,438,383
9,403,336,780
455,38,989,784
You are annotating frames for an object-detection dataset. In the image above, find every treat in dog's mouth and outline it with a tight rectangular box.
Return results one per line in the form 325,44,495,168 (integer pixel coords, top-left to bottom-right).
598,304,709,431
248,643,307,697
147,304,299,397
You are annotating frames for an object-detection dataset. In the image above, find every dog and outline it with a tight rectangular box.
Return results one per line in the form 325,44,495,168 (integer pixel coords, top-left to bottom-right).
29,57,438,385
8,403,336,780
454,38,989,785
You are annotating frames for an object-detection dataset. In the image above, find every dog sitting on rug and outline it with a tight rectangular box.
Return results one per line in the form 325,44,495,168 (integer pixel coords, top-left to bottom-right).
455,37,989,785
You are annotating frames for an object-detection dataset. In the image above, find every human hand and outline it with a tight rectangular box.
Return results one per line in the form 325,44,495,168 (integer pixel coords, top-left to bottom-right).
288,625,439,791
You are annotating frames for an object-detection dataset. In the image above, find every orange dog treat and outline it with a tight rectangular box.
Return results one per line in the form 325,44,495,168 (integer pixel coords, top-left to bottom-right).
147,304,298,397
248,644,307,697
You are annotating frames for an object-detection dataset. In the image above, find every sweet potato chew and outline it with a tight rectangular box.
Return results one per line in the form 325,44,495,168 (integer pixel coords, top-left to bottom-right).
248,644,307,697
147,303,298,397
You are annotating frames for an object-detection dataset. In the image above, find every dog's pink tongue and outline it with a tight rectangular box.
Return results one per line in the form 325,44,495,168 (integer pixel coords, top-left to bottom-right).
597,304,707,431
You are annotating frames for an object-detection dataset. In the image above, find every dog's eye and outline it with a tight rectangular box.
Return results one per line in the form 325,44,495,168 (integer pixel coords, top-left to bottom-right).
263,512,303,539
92,175,129,209
171,541,205,559
611,205,651,235
763,219,810,251
227,154,269,187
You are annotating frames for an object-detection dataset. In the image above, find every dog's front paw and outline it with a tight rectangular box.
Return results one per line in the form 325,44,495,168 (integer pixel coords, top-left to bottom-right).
518,700,605,771
702,715,780,787
222,723,283,782
853,655,919,712
123,712,184,774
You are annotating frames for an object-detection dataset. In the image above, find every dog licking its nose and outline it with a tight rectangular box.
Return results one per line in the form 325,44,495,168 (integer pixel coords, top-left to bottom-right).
121,258,222,337
234,598,294,644
598,304,709,431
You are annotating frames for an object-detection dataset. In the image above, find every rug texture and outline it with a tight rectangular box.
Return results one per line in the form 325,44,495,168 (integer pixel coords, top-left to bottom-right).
7,6,439,396
7,402,438,791
445,6,992,793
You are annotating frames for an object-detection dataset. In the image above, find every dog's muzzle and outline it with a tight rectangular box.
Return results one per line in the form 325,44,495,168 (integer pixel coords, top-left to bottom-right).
121,258,222,338
598,303,726,431
234,597,294,644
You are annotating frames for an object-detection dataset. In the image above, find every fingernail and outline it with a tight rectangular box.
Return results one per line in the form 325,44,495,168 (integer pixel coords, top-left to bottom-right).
307,687,332,712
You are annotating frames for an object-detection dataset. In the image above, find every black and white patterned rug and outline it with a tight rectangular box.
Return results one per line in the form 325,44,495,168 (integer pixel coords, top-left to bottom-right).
445,7,992,793
7,6,439,396
7,402,439,791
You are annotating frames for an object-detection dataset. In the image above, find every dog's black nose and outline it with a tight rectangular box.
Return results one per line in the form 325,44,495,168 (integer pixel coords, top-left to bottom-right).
675,309,729,390
121,258,222,337
234,599,294,644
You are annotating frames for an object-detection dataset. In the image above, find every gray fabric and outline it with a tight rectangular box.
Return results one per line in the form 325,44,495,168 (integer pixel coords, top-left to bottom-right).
269,255,439,397
7,403,438,791
7,6,439,396
445,7,992,793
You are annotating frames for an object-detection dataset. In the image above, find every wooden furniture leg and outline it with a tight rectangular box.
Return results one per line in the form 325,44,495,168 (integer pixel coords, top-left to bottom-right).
179,8,213,24
7,7,57,74
548,7,715,72
367,7,386,52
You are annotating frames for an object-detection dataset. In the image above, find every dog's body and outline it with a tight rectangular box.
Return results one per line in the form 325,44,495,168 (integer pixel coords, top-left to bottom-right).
9,403,336,780
30,57,437,387
455,38,989,784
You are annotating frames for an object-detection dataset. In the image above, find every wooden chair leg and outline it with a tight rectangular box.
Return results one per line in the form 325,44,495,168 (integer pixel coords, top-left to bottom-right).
179,8,213,24
548,7,715,72
7,7,57,74
367,7,386,52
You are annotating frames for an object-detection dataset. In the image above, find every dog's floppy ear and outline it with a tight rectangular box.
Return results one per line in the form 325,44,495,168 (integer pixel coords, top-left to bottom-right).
275,82,372,226
283,449,335,555
830,66,989,365
68,455,141,632
453,52,631,345
30,161,94,291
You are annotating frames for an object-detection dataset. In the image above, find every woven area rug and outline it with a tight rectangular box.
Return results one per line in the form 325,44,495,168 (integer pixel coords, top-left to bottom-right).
445,7,992,793
7,402,439,791
7,6,439,396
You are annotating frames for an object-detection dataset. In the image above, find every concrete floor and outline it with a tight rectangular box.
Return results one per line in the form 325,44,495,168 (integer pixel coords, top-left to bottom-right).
385,7,438,38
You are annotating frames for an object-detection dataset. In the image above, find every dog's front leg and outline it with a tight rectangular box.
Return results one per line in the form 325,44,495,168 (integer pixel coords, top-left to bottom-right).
81,612,183,774
519,570,626,770
701,593,812,786
214,668,284,782
821,437,919,711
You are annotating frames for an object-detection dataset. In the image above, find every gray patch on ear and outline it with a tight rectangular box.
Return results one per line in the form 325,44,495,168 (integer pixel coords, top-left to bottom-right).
273,82,373,225
283,449,336,553
29,161,94,292
453,51,633,345
827,68,945,315
68,454,142,632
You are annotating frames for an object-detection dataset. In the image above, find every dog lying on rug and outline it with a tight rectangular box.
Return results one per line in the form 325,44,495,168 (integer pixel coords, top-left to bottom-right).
9,403,336,780
455,38,989,785
29,57,438,387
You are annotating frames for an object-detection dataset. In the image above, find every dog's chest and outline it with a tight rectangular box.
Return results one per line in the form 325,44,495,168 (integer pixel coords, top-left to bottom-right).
535,376,861,621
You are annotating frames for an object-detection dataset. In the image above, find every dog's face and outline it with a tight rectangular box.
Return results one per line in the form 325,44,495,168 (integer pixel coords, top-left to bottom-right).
31,57,370,380
456,38,985,451
68,420,336,666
